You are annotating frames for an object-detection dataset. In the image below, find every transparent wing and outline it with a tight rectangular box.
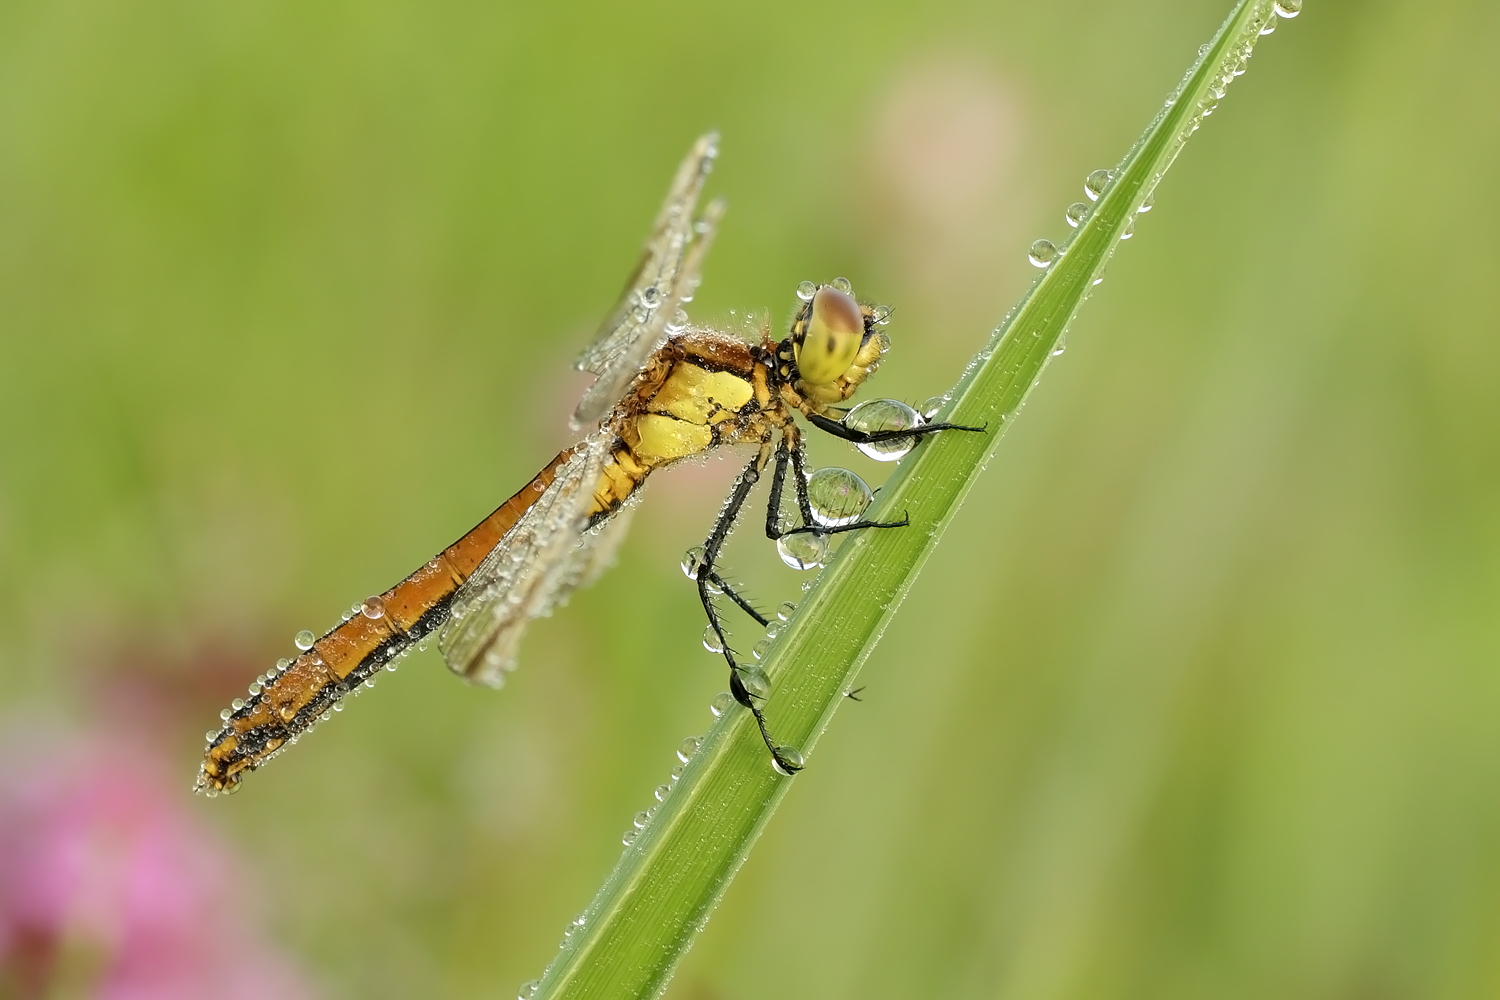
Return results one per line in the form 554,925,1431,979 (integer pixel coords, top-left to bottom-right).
439,431,616,686
571,132,725,429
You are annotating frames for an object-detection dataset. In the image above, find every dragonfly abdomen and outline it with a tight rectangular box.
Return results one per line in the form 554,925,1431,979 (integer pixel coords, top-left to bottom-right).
197,449,576,793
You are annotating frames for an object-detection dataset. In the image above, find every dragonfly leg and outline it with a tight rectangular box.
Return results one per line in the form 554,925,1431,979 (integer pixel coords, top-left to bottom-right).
804,410,986,446
767,432,910,539
697,444,804,774
705,570,770,627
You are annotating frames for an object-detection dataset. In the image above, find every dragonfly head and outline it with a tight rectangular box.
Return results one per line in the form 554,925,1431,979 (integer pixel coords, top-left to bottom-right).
784,281,889,406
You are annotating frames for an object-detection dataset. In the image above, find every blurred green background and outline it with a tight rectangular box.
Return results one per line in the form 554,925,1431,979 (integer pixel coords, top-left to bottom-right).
3,0,1499,997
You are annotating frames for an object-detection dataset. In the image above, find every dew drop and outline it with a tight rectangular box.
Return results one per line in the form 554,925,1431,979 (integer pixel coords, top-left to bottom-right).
361,596,386,620
248,682,262,695
341,609,353,621
772,747,805,776
845,398,922,461
294,630,315,651
1027,239,1059,268
1138,191,1155,213
1274,0,1301,16
919,395,948,420
1120,217,1136,240
831,276,853,294
777,532,828,570
276,657,291,671
677,736,701,763
622,829,637,847
795,280,817,301
737,667,771,703
710,691,736,717
702,626,724,654
680,545,705,580
219,708,232,721
654,784,670,803
1065,202,1090,228
639,285,661,309
519,980,540,1000
1260,16,1276,33
870,304,892,326
205,730,219,742
1051,335,1068,357
752,638,772,661
230,698,245,711
807,467,874,527
1084,168,1112,201
776,601,796,621
633,810,650,830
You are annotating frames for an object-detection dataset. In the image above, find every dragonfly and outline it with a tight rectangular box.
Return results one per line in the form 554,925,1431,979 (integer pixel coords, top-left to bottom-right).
197,133,982,794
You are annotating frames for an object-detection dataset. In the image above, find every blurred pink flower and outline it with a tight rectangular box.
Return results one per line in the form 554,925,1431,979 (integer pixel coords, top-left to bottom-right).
0,718,315,1000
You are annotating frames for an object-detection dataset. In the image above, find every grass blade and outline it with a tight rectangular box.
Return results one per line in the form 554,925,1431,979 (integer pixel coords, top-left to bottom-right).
530,2,1289,997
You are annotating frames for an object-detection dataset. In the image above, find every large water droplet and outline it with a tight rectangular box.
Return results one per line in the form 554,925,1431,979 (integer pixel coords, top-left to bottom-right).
751,638,772,660
795,280,817,301
772,747,805,776
1065,202,1090,228
777,532,828,570
1027,239,1058,268
919,395,948,420
360,596,386,620
519,980,540,1000
807,467,873,527
230,698,245,711
1084,168,1112,201
1120,216,1136,240
1138,191,1155,213
677,736,701,763
845,399,922,461
1260,16,1276,34
294,629,315,651
710,691,736,717
702,626,724,654
680,545,705,580
831,276,853,294
633,810,650,830
1274,0,1301,16
776,601,797,622
736,668,771,703
870,304,892,326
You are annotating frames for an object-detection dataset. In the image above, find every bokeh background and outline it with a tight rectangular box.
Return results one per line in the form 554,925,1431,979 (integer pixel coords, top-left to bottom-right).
3,0,1498,997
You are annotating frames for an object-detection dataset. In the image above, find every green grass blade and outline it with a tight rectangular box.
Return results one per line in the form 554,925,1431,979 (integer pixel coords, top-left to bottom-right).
530,2,1289,997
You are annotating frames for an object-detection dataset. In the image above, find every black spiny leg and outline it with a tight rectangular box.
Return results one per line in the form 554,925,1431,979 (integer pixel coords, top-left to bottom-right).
696,443,803,774
767,431,911,542
804,410,985,446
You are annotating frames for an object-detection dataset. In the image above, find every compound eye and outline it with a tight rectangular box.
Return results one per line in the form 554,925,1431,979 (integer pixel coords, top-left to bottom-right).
793,285,864,385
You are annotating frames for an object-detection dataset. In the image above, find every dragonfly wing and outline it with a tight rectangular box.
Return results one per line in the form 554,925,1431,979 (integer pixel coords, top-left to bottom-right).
571,133,725,429
439,431,614,686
